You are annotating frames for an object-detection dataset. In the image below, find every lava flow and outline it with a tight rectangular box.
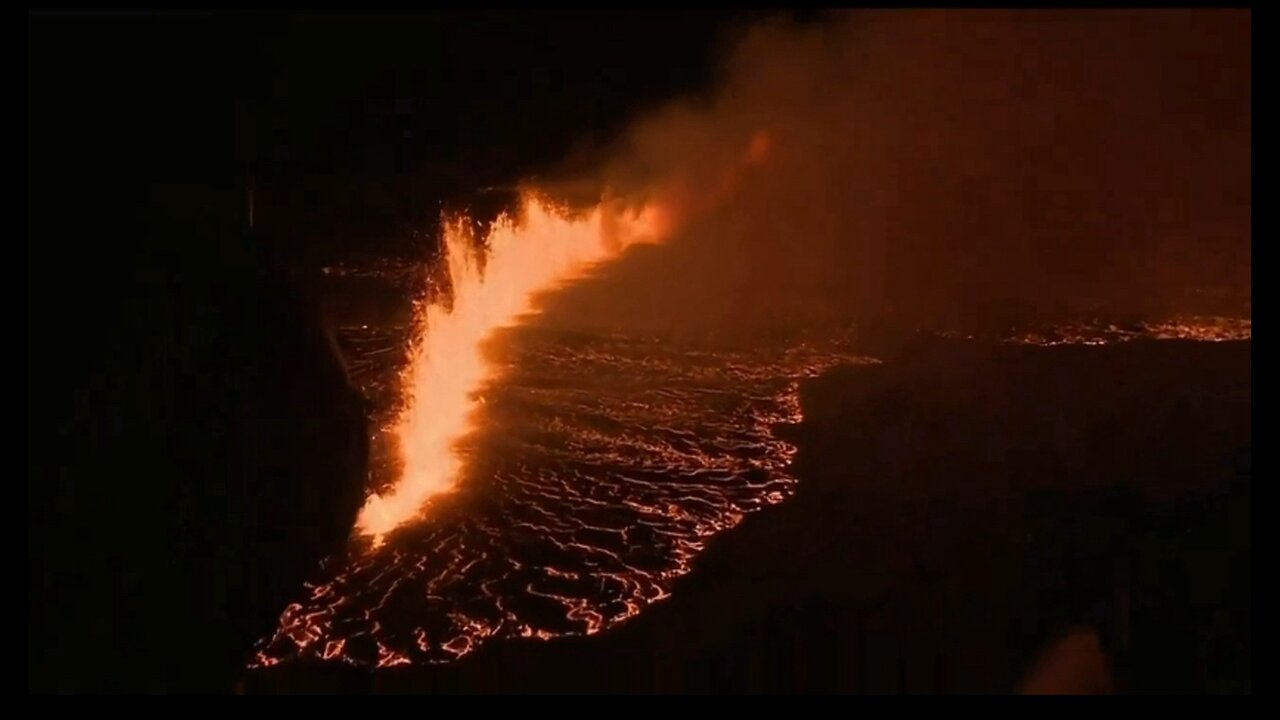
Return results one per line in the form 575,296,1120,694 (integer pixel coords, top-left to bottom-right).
355,193,668,541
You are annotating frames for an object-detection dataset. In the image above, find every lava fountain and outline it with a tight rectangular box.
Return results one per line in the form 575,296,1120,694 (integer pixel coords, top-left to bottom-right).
355,128,770,543
355,192,670,540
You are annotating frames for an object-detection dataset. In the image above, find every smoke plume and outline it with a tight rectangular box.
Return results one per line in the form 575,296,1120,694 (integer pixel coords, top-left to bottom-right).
538,9,1251,338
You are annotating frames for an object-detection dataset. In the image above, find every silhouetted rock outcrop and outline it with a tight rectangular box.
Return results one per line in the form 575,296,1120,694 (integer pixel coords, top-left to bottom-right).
29,228,370,693
29,16,369,693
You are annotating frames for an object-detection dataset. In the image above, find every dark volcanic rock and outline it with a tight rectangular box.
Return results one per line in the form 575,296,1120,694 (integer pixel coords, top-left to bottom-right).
773,338,1252,693
29,240,369,694
29,15,370,694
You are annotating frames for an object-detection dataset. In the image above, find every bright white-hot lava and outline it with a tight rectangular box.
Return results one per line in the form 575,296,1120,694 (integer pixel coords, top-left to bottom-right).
355,192,669,540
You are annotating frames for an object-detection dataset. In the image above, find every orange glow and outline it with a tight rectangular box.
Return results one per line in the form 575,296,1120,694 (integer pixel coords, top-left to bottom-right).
355,192,666,541
661,129,774,229
713,129,773,209
746,130,771,165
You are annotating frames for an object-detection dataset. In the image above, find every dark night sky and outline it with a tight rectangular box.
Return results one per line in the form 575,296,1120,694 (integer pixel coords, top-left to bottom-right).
29,9,1250,317
30,9,778,263
249,10,779,252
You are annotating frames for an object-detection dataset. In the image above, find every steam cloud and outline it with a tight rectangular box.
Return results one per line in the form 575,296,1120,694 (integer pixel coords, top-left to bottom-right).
537,9,1251,337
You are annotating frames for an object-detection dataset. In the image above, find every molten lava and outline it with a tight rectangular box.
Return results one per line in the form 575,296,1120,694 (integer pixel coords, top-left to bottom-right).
356,193,666,540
